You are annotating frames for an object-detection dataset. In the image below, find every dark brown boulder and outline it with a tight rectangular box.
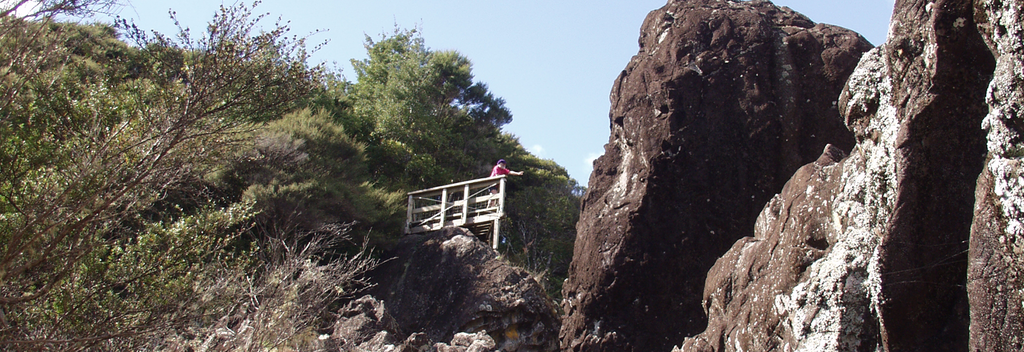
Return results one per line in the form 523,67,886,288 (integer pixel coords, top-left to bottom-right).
559,0,871,350
678,47,902,350
366,227,560,351
969,0,1024,350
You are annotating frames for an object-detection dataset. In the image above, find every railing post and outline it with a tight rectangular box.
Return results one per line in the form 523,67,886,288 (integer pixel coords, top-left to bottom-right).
498,177,507,215
405,194,414,234
492,217,500,250
493,176,506,249
439,188,448,227
462,184,470,223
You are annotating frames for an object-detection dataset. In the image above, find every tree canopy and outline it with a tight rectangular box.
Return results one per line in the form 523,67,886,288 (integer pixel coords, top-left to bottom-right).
343,28,513,191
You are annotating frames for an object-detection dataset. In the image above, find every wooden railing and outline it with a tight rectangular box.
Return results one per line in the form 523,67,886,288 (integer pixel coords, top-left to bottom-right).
405,175,506,249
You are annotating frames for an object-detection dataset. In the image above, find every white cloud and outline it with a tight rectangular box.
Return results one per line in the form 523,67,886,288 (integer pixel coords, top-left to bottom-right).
529,144,544,155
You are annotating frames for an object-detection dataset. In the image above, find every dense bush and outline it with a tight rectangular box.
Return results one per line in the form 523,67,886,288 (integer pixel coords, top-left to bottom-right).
0,2,367,349
0,2,581,349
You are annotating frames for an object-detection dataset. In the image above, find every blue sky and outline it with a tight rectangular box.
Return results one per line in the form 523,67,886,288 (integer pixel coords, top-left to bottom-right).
111,0,894,183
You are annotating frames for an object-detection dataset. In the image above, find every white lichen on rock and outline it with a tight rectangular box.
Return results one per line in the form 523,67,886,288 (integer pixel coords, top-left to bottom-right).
775,46,895,352
977,1,1024,308
980,0,1024,252
442,234,486,259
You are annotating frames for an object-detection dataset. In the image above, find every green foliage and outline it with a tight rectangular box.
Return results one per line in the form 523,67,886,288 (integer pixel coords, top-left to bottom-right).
119,2,325,123
218,108,406,243
15,202,256,351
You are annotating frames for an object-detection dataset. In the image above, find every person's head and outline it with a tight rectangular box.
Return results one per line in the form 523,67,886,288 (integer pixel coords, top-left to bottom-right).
497,159,506,166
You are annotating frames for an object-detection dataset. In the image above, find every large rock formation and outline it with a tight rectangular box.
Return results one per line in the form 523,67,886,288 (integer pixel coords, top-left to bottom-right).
677,0,1012,349
366,227,560,351
559,0,871,350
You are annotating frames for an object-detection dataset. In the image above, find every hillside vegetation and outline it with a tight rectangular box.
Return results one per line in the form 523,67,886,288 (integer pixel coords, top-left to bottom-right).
0,1,579,350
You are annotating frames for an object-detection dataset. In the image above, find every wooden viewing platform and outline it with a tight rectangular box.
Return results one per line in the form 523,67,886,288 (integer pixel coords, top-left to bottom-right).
405,175,507,249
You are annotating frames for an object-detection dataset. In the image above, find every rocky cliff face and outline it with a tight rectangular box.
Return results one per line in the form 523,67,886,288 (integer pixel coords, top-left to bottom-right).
679,0,1022,349
564,0,1024,350
364,227,560,351
970,0,1024,349
559,0,871,350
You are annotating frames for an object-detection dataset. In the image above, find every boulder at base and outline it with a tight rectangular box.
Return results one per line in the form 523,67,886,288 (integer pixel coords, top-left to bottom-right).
365,227,560,351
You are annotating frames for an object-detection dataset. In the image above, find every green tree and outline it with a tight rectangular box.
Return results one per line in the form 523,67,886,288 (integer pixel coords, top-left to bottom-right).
346,28,512,191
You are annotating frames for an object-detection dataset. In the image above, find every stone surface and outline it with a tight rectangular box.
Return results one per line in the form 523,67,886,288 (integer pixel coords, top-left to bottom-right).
328,297,503,352
858,0,993,349
330,295,407,351
559,0,871,350
434,331,498,352
678,0,1000,349
679,144,875,352
970,0,1024,350
367,227,560,351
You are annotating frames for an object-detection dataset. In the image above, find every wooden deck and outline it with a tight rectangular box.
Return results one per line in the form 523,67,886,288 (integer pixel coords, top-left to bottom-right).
405,175,507,249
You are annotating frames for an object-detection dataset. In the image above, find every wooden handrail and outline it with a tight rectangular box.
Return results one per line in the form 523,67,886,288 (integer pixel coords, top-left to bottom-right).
405,175,507,249
406,175,507,196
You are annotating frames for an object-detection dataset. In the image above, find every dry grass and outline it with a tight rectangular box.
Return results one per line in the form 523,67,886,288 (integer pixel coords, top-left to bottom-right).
155,224,381,352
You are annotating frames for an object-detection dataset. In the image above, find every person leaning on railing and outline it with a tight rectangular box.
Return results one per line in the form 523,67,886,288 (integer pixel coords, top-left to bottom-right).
490,159,524,177
489,159,523,206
